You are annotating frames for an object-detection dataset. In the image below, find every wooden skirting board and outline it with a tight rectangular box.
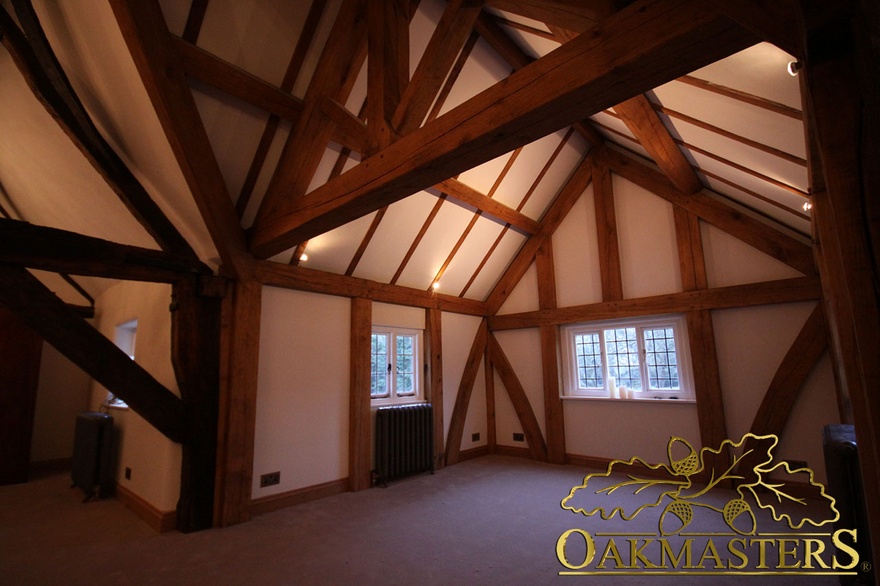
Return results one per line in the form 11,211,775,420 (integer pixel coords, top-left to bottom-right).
115,482,177,533
250,478,349,517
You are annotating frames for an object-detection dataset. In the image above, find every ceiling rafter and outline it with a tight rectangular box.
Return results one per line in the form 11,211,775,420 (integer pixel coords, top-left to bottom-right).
677,74,803,120
546,22,701,195
391,0,484,137
651,102,807,167
236,0,328,219
485,151,593,313
602,108,808,198
367,0,409,152
253,259,488,317
591,119,810,225
250,0,758,259
181,0,209,43
351,11,482,284
109,0,253,279
458,126,573,298
484,0,617,33
253,0,368,228
436,178,540,234
477,14,605,147
601,146,815,274
428,148,523,291
172,37,305,123
613,95,704,194
0,2,198,260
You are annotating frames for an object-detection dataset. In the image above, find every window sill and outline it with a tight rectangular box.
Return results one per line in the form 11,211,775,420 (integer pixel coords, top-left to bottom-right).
371,399,429,410
560,395,695,404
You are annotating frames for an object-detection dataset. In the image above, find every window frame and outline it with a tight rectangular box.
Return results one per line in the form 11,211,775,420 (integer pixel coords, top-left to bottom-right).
560,314,695,402
370,326,425,406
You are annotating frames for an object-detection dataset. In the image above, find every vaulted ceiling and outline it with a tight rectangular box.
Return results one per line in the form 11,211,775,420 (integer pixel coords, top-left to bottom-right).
1,0,810,311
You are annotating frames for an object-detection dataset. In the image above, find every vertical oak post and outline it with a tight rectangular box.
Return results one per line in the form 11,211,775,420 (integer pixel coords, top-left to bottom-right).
349,297,372,491
425,308,444,470
171,276,224,532
214,280,262,526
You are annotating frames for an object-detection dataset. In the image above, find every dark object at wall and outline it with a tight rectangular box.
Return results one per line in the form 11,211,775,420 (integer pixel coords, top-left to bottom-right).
71,411,114,501
374,404,434,485
822,424,874,585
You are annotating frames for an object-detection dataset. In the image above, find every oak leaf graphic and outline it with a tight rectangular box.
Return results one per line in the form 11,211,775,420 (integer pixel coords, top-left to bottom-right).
561,433,839,533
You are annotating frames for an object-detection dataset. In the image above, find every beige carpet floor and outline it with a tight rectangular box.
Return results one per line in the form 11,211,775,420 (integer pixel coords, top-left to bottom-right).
0,455,842,585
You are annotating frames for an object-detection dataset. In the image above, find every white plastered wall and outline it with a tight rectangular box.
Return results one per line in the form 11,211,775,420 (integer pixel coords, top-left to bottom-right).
493,174,838,477
89,280,181,512
253,287,350,498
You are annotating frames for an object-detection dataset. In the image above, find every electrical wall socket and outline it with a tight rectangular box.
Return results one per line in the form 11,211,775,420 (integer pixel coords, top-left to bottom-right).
260,471,280,487
513,433,525,442
472,432,480,442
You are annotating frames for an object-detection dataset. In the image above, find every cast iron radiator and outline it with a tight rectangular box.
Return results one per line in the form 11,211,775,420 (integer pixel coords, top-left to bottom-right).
374,404,434,484
71,411,114,501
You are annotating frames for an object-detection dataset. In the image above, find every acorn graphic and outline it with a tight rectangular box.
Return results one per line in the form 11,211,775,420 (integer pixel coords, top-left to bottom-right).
722,498,756,535
667,437,699,476
659,499,693,535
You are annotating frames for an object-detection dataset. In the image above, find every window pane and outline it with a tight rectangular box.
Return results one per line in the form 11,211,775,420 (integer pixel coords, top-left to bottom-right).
644,327,679,390
371,334,389,397
574,333,603,389
604,328,641,390
395,334,416,396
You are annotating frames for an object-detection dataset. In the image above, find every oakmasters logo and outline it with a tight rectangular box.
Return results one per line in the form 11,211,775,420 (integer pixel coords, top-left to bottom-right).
556,433,870,578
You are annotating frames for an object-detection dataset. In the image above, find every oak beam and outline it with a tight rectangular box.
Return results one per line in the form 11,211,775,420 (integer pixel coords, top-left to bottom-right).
368,0,409,151
591,152,623,300
349,298,372,491
749,304,828,439
0,265,185,442
436,178,541,234
252,260,488,317
485,153,592,314
484,0,616,33
250,0,756,258
214,279,262,526
254,0,368,226
171,276,224,532
489,276,822,330
536,241,565,464
319,97,370,155
487,333,548,461
614,95,703,194
171,36,304,122
0,218,212,282
426,308,445,469
709,0,802,59
602,147,816,275
673,207,727,459
446,319,488,465
0,4,198,259
110,0,252,279
392,0,483,136
800,0,880,564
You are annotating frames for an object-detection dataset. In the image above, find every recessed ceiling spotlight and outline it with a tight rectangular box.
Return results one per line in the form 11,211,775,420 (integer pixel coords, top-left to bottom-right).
299,252,309,262
803,201,812,212
787,61,801,76
431,282,440,291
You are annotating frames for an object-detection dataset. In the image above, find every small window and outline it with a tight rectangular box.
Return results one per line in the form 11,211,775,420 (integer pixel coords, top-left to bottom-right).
561,315,694,401
371,327,424,405
106,319,137,409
